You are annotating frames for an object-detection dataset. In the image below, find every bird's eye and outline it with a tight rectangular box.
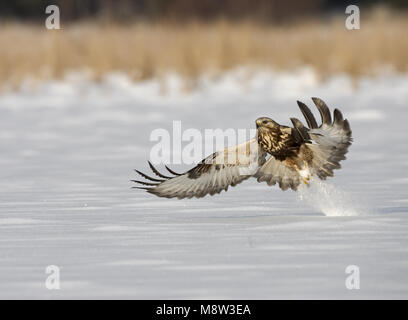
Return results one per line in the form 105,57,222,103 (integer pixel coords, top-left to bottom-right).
262,120,268,124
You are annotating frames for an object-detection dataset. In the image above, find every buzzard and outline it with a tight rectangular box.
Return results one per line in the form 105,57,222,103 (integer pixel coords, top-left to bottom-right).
133,98,352,199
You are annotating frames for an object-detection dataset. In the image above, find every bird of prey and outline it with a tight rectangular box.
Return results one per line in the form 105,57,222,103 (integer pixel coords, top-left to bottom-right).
133,98,352,199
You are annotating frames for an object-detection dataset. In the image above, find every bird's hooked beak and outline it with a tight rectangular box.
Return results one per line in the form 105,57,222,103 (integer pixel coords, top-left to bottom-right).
256,119,261,128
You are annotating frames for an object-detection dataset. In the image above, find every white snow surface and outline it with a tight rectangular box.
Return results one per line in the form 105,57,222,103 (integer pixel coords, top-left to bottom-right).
0,68,408,299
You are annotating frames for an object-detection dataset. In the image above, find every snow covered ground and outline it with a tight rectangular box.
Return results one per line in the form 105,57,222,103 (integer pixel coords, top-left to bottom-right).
0,69,407,299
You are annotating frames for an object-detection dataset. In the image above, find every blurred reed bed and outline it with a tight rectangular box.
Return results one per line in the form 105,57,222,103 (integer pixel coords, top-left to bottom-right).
0,8,407,88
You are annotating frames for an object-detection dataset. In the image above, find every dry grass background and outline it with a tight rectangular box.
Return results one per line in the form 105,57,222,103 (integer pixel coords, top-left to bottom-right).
0,7,407,88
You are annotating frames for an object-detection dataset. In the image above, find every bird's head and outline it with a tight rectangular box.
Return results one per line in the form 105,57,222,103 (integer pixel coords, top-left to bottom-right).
256,117,279,129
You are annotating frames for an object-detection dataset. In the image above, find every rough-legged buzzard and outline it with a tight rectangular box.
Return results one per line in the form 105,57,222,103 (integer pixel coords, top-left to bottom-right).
133,98,352,199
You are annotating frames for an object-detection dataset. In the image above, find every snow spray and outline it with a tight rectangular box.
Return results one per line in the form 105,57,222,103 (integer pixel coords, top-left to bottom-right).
297,178,368,216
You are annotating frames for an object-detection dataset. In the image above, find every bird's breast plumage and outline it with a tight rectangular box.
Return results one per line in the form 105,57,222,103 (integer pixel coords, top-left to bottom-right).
257,126,299,160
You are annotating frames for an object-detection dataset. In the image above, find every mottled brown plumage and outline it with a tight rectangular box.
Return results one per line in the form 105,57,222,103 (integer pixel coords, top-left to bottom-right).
256,119,299,160
133,97,352,198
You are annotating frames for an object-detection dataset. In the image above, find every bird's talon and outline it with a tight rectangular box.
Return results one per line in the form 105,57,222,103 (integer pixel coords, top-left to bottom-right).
303,175,311,185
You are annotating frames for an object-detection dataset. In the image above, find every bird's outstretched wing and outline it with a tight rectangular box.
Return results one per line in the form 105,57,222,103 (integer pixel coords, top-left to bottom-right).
255,97,352,190
301,97,352,180
133,139,266,199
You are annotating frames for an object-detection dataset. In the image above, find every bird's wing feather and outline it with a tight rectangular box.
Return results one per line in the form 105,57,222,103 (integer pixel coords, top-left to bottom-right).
304,98,352,179
133,138,266,199
255,97,352,190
